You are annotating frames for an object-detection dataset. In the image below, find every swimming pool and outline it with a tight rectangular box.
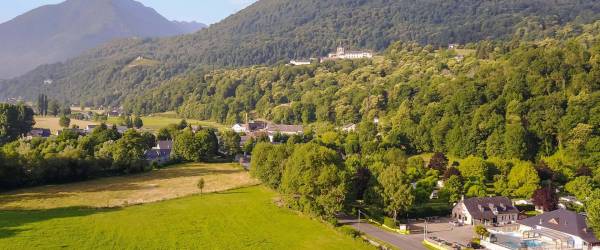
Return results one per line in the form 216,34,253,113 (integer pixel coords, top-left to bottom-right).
501,239,545,249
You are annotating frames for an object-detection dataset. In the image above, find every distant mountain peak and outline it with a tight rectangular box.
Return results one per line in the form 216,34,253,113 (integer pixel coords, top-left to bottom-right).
0,0,205,79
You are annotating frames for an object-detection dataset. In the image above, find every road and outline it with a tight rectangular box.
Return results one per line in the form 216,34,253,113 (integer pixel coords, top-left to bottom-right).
339,218,427,250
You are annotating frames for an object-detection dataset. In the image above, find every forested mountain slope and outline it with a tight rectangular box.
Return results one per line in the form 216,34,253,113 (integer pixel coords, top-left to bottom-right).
2,0,600,106
124,22,600,167
0,0,205,79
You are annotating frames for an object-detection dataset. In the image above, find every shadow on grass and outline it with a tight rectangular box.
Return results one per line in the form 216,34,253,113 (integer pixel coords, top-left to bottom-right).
0,206,118,239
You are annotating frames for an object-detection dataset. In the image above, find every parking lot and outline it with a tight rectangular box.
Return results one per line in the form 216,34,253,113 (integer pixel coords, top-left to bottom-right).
410,217,475,246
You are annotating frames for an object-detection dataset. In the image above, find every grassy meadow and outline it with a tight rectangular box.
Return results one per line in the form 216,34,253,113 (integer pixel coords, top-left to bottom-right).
0,163,258,210
33,116,98,134
107,114,228,131
0,163,371,250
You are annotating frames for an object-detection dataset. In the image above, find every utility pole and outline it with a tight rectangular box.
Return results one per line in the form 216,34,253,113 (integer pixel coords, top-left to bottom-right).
424,218,428,240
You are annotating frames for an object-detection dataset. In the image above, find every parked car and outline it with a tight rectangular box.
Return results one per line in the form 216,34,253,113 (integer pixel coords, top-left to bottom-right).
449,221,462,227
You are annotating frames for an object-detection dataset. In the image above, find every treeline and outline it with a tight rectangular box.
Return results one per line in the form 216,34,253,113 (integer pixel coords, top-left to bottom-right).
250,127,600,231
0,123,154,189
4,0,600,106
0,116,242,190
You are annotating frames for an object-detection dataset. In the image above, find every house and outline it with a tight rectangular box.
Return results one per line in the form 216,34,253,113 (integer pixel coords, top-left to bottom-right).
560,196,584,207
116,126,129,134
146,140,173,164
232,124,246,133
265,124,303,135
232,121,268,133
517,209,600,250
289,60,312,66
430,190,439,200
448,44,460,50
107,110,121,117
155,140,173,150
27,128,51,139
342,124,357,132
321,47,373,62
452,196,519,226
145,149,171,164
85,125,98,134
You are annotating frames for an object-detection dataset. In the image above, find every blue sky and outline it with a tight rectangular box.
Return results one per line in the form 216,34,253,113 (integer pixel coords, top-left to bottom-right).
0,0,257,24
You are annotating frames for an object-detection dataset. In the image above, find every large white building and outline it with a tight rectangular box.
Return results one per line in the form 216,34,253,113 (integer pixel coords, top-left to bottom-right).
322,47,373,62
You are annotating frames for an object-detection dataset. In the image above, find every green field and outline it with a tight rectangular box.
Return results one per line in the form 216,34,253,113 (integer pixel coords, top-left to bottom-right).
0,186,371,250
107,114,228,131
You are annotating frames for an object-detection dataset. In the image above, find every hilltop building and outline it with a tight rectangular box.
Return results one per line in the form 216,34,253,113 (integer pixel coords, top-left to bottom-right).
321,47,373,62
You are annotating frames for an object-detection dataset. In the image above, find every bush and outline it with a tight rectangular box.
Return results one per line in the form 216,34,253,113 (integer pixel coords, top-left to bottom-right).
383,217,396,228
515,204,535,212
406,203,451,218
339,225,360,238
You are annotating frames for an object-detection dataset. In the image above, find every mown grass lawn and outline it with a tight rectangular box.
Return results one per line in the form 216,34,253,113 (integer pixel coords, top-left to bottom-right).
0,186,372,250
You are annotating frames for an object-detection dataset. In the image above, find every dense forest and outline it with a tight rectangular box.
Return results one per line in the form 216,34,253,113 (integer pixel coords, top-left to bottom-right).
2,0,600,106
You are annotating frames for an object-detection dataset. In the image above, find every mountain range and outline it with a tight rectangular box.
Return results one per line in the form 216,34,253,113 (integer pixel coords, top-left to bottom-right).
2,0,600,106
0,0,205,79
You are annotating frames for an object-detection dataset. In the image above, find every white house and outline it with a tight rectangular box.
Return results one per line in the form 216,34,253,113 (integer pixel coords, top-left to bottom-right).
232,124,247,133
452,196,519,226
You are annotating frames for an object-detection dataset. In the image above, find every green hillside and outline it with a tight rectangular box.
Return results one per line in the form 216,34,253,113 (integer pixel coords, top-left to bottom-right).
0,186,372,250
124,22,600,165
2,0,600,106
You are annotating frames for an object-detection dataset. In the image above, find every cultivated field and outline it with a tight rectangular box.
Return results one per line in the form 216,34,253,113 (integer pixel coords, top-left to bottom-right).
34,116,98,133
0,163,258,210
0,163,371,250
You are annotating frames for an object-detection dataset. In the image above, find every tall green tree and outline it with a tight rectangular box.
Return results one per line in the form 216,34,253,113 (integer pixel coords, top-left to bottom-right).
280,143,347,219
378,166,415,222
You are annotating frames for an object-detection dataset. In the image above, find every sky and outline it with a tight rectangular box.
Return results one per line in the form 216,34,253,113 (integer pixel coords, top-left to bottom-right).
0,0,257,24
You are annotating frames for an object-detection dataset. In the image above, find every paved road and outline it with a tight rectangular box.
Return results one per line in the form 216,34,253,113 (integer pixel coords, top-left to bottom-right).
339,218,427,250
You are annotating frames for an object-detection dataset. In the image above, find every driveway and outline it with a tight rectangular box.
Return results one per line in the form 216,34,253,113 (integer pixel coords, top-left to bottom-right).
339,217,427,250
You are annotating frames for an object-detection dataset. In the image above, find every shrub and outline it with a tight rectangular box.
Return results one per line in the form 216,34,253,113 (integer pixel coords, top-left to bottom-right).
339,225,360,238
383,217,396,228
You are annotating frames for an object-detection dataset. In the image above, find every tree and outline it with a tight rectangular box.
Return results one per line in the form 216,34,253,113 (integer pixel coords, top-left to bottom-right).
133,116,144,129
532,186,558,212
428,152,449,171
378,166,415,222
458,156,489,181
443,167,461,180
48,100,60,116
173,129,199,161
440,175,463,203
474,225,490,239
504,122,529,159
280,143,348,219
587,195,600,238
250,143,289,189
565,176,595,201
219,131,241,157
0,103,35,145
37,94,48,116
508,161,540,198
59,115,71,128
197,178,205,195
